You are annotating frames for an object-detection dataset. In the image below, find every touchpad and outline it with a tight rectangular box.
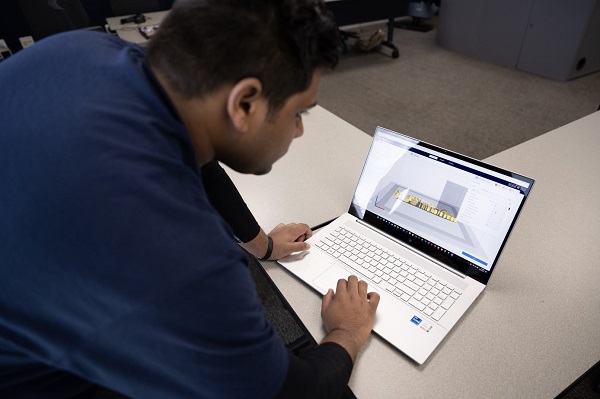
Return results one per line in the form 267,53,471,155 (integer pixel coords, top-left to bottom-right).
313,263,351,295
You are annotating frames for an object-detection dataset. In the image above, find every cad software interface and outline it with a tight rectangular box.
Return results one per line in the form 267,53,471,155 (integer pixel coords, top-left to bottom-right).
352,127,531,272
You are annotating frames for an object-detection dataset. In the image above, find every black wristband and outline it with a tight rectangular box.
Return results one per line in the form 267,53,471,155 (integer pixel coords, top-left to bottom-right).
260,235,274,260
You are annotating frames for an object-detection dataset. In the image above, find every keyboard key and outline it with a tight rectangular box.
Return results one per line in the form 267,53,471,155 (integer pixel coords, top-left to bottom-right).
441,297,456,310
403,279,419,292
362,270,374,279
432,308,446,321
409,298,426,311
396,284,415,297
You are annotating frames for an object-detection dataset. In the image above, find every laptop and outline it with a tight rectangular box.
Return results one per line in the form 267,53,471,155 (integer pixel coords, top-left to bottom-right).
278,126,534,364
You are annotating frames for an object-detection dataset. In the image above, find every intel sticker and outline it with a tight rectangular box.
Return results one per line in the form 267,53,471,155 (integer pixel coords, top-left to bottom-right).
410,316,422,326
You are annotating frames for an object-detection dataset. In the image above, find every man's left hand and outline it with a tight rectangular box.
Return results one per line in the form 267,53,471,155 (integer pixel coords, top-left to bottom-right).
267,223,312,260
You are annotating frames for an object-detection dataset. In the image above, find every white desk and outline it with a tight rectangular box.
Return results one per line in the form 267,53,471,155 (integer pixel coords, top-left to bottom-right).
226,108,600,398
106,11,169,44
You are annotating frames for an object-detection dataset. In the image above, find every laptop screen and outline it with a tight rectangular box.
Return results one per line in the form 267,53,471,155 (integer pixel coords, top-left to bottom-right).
349,127,534,285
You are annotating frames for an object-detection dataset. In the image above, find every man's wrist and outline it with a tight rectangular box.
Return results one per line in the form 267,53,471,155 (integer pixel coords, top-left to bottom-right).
320,329,361,363
259,235,273,260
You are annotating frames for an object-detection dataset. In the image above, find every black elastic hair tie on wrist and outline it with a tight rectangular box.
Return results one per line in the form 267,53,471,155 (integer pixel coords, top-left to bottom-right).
260,235,273,261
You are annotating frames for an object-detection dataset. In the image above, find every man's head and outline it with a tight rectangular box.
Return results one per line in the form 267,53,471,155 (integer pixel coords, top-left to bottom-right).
147,0,340,175
147,0,340,115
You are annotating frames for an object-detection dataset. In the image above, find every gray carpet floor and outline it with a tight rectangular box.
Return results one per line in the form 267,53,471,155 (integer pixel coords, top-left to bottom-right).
318,19,600,162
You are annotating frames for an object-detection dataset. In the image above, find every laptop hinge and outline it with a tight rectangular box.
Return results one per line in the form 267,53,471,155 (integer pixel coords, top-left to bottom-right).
355,219,467,279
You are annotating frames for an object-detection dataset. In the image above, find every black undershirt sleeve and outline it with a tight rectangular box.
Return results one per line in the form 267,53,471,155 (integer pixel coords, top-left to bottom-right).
200,160,261,243
274,342,353,399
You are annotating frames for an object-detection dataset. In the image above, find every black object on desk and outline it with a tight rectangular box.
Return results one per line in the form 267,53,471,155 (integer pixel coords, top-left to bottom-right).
120,13,146,24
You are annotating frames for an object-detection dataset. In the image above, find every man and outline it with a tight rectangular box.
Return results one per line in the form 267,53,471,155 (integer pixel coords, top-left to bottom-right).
0,0,380,397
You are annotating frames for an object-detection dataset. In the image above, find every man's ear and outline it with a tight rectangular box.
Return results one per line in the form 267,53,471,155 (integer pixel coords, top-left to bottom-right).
227,78,264,132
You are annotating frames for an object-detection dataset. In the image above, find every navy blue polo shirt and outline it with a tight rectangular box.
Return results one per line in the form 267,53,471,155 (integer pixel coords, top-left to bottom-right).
0,31,287,398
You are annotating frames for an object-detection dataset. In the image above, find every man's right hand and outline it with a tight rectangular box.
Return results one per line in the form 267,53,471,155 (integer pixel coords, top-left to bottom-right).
320,275,380,362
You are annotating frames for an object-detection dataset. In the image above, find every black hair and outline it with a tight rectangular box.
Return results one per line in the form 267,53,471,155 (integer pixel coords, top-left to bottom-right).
146,0,340,113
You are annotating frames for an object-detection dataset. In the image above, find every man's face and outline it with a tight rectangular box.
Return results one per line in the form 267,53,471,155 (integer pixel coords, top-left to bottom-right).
223,70,321,175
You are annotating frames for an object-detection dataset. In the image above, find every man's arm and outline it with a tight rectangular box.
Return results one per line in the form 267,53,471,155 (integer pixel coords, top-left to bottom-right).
201,160,312,259
275,343,353,398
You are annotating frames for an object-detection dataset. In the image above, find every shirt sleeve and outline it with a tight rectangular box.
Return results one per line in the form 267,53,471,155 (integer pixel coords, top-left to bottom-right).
275,343,354,399
201,160,261,243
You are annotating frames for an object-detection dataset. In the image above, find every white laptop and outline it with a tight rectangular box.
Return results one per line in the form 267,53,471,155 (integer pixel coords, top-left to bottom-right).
279,126,534,364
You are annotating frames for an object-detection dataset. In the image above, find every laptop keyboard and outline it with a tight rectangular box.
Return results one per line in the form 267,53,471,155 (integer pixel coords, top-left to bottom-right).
315,226,462,321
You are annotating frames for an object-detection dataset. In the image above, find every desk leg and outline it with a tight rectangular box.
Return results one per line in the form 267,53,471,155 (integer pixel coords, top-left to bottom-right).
381,17,400,58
